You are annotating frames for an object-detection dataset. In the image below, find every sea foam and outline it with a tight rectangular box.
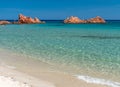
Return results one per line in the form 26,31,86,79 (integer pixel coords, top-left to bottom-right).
76,75,120,87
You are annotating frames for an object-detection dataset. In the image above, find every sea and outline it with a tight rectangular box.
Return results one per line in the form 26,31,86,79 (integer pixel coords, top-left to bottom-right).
0,20,120,87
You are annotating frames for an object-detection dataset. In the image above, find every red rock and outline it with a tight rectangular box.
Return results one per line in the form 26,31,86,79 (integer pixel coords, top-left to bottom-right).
34,17,41,23
87,16,106,23
18,14,44,24
64,16,86,24
64,16,106,24
0,21,11,25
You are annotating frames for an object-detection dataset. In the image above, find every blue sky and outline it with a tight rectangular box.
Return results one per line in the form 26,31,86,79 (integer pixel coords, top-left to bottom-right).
0,0,120,20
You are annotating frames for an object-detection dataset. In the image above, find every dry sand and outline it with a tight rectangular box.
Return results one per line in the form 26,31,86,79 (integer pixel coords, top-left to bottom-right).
0,65,55,87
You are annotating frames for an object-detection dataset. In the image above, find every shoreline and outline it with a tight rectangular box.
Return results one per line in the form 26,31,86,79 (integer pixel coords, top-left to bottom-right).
0,48,118,87
0,48,55,87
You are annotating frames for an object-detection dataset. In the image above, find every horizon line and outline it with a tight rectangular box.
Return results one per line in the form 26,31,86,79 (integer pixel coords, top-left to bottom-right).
0,19,120,21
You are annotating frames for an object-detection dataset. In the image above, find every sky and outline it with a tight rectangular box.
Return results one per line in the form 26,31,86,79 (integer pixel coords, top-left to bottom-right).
0,0,120,20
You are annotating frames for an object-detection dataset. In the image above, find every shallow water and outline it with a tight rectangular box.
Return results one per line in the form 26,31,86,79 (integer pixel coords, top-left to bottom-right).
0,20,120,85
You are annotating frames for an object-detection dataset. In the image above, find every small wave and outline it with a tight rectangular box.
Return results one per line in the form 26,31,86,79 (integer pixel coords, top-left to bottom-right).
76,75,120,87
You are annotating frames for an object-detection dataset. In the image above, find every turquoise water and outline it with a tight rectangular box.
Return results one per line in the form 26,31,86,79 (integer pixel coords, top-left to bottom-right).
0,21,120,83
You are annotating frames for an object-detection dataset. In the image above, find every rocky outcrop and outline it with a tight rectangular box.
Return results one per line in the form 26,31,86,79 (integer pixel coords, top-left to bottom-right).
18,14,44,24
64,16,106,24
64,16,86,24
0,21,11,25
87,16,106,23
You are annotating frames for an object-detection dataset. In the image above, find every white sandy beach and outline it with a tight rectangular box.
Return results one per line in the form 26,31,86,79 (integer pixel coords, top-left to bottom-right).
0,65,56,87
0,65,55,87
0,76,30,87
0,49,109,87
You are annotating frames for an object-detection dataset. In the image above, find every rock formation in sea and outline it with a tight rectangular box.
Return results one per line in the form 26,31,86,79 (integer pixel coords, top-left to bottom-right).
64,16,106,24
18,14,45,24
64,16,86,24
0,21,11,25
87,16,106,23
